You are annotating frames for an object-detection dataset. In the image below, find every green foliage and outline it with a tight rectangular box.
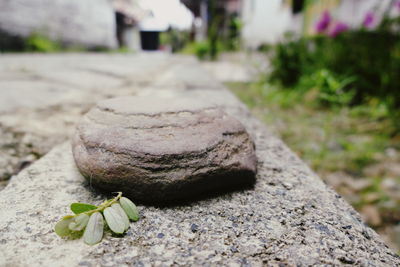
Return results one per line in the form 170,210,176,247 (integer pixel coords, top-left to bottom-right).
70,203,97,214
160,30,190,53
83,212,104,245
269,36,307,88
0,32,106,53
227,81,399,245
54,192,140,245
193,41,210,60
120,197,140,221
68,214,89,231
25,33,61,52
181,41,225,61
103,206,126,234
181,41,209,60
54,216,74,237
112,203,130,230
298,69,356,106
227,81,396,174
179,15,242,60
267,20,400,130
225,17,242,51
114,46,131,53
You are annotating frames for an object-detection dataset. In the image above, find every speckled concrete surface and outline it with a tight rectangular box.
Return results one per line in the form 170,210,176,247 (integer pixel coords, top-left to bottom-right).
0,86,399,266
0,54,399,266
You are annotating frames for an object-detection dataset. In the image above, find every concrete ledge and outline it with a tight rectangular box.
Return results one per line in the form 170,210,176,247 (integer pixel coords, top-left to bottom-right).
0,86,398,266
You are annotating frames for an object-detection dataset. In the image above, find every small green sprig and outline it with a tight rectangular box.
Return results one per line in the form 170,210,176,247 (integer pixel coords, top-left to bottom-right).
54,192,139,245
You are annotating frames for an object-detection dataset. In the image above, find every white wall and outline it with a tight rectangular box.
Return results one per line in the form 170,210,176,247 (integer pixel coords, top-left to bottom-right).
336,0,392,27
241,0,291,49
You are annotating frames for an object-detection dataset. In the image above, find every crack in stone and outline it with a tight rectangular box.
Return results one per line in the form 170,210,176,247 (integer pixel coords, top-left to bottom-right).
95,105,219,118
85,113,217,130
79,130,249,162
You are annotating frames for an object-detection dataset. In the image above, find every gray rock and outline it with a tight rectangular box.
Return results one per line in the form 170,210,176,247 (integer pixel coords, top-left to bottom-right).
0,0,117,49
72,96,257,203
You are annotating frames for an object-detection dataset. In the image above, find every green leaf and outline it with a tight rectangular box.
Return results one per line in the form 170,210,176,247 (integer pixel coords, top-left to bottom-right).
119,197,139,221
70,203,97,214
55,217,74,237
104,206,125,234
111,203,130,230
69,213,90,231
83,212,104,245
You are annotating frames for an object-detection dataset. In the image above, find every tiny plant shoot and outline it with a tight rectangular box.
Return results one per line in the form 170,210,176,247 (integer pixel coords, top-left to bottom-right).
54,192,139,245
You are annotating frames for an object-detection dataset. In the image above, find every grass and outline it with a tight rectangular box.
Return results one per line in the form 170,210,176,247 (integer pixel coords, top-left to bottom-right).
1,33,129,53
227,81,400,252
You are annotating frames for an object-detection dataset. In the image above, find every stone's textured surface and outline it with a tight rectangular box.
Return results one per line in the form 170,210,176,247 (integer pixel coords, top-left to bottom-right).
72,96,257,203
0,0,117,49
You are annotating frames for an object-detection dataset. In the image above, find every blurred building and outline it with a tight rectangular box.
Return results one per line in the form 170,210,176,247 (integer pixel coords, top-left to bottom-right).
302,0,393,35
241,0,291,49
240,0,395,49
111,0,194,51
0,0,118,50
182,0,241,42
112,0,149,50
138,0,193,50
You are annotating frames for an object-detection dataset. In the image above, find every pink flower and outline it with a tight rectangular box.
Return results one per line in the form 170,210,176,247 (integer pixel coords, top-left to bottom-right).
329,22,349,37
315,11,331,33
363,12,375,29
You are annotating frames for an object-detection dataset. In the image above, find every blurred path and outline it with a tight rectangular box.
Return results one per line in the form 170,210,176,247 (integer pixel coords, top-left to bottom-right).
200,52,268,83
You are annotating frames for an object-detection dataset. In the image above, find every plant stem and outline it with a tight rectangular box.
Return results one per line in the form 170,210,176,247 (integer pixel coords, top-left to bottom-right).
84,192,122,217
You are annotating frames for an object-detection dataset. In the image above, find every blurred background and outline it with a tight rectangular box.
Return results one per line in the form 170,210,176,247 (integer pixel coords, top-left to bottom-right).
0,0,399,253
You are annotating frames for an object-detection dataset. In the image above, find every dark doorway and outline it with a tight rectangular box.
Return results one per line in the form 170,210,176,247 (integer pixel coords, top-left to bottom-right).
292,0,305,14
140,31,160,50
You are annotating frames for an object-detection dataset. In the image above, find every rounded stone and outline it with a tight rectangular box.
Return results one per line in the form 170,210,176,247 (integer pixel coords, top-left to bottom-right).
72,96,257,203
